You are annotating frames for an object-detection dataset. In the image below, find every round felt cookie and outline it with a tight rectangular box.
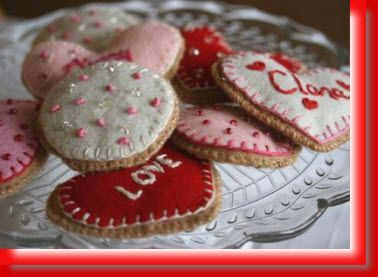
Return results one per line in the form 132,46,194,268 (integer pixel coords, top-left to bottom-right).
212,52,350,152
0,100,47,198
32,7,139,53
46,142,221,238
107,21,185,79
172,105,301,168
22,41,95,99
38,61,179,172
173,25,234,104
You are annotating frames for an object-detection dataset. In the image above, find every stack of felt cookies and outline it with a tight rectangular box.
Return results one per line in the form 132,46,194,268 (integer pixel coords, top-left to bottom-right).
0,6,350,239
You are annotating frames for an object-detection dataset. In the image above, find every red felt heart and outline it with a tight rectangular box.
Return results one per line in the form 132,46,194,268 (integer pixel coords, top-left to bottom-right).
302,98,319,110
177,26,234,90
55,143,216,228
246,61,266,71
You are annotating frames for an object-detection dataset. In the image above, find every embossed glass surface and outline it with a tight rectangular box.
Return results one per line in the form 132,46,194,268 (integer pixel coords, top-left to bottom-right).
0,0,349,249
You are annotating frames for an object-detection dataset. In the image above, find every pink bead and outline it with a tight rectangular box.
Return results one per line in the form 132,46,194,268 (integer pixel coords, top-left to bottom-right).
229,119,238,126
117,137,130,145
79,74,89,81
96,118,106,127
94,20,103,28
83,37,93,44
196,109,204,116
132,72,142,80
50,104,61,113
252,131,260,138
69,14,81,23
150,98,161,107
105,83,116,92
224,127,233,135
74,97,86,106
76,128,87,138
39,51,49,60
127,107,137,115
202,119,211,125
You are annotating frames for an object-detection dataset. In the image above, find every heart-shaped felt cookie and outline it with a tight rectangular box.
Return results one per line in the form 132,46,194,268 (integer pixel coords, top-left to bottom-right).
0,100,47,197
212,52,350,152
38,61,178,172
32,7,139,52
172,105,301,167
46,142,221,238
23,21,184,99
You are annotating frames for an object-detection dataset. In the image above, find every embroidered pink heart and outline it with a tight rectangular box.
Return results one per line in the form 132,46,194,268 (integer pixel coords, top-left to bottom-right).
218,52,350,146
22,21,183,99
302,98,319,110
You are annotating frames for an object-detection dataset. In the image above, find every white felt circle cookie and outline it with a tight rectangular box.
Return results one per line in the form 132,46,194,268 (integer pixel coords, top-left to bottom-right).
0,100,47,198
38,61,178,172
173,105,301,168
212,52,350,152
32,7,139,52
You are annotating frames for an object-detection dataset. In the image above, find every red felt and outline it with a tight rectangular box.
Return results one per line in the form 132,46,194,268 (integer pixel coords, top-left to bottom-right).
177,26,233,90
58,142,214,227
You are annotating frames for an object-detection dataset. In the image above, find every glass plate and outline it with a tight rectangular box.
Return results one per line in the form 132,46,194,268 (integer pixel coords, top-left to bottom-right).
0,0,349,249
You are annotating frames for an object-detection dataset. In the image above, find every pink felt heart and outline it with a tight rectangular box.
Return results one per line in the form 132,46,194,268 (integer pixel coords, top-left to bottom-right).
219,52,350,145
22,21,183,99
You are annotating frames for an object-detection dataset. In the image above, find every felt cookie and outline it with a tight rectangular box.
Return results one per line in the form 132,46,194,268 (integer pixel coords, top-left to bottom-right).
173,25,234,104
46,142,221,238
0,100,47,198
32,7,139,52
212,52,350,152
107,21,185,79
23,21,184,99
172,105,301,167
38,61,179,172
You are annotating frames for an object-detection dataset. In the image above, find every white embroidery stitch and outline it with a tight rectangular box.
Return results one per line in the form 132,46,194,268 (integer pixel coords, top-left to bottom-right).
155,154,182,168
131,153,182,185
131,170,156,185
115,186,143,200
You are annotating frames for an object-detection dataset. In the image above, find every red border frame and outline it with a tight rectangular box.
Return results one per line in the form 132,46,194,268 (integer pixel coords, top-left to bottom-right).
0,0,369,273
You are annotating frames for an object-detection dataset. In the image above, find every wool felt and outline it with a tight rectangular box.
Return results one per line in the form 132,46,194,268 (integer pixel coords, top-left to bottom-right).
32,7,139,52
52,142,217,229
176,105,298,156
216,51,350,144
39,61,177,163
0,100,45,185
23,21,184,99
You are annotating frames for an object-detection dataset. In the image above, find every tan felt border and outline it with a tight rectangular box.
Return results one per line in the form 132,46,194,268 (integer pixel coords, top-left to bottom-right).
211,62,350,152
172,78,231,105
37,97,180,172
0,149,48,198
172,134,301,168
46,164,222,239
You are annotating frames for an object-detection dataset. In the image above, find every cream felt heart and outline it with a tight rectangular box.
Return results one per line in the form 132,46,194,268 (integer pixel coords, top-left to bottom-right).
218,52,350,145
22,21,183,99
